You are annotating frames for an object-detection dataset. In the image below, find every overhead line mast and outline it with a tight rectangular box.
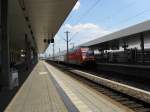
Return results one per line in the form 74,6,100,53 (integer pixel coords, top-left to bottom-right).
64,31,70,63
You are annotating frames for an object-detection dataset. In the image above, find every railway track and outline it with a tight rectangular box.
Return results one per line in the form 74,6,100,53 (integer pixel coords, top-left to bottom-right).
49,62,150,112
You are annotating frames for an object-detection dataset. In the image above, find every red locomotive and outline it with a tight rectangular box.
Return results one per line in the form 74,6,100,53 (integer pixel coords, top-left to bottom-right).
67,47,95,65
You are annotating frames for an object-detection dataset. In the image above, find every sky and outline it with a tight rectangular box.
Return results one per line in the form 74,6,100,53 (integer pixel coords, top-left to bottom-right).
44,0,150,57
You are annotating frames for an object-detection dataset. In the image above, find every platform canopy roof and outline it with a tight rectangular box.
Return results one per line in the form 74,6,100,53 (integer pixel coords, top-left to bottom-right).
81,20,150,47
8,0,77,53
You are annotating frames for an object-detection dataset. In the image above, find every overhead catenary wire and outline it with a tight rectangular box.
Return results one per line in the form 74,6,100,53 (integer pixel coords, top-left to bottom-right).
69,0,102,40
74,0,101,24
108,8,150,30
99,0,137,22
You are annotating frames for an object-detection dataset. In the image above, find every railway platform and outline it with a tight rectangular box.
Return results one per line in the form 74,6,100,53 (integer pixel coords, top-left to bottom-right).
5,61,134,112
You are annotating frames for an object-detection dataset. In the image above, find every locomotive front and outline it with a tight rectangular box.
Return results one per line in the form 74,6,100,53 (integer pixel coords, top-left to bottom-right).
81,48,95,65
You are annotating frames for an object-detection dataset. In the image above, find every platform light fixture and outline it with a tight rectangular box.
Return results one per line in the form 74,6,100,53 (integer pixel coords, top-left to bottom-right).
25,16,29,22
51,38,54,43
20,0,26,11
43,32,54,44
44,39,47,43
30,30,33,35
21,54,25,58
48,39,51,44
28,24,31,29
22,7,26,11
21,49,24,52
50,33,54,43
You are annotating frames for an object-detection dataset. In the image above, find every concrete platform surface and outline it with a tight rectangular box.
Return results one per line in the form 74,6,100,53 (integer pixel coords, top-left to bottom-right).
5,62,68,112
5,61,134,112
43,62,134,112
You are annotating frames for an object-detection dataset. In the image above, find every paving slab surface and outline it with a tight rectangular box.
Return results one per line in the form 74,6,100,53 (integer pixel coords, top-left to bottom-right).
5,61,134,112
5,62,68,112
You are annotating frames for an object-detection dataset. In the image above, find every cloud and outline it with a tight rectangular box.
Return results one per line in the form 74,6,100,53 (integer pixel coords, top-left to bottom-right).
64,23,110,44
73,1,80,11
65,23,100,32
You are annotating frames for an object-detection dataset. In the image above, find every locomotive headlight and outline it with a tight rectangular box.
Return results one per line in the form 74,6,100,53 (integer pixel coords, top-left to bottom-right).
21,54,25,57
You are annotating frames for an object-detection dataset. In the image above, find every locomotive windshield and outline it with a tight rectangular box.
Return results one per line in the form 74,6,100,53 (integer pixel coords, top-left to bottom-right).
86,50,94,56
